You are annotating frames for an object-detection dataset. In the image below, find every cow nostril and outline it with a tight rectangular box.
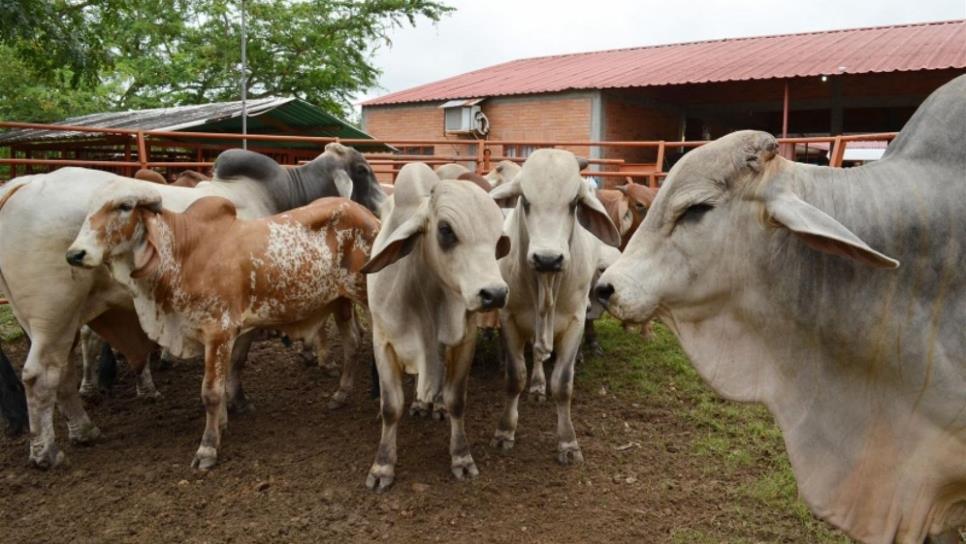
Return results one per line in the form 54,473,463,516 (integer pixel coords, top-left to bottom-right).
595,282,615,305
479,286,508,310
533,253,564,272
65,249,86,266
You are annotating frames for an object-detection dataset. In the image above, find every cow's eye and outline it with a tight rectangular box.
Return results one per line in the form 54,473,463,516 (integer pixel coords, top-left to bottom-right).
437,221,458,250
636,203,647,213
678,203,713,225
521,196,530,214
118,202,133,212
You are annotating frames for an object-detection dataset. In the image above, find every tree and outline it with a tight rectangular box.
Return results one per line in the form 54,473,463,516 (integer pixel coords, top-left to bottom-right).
0,0,452,121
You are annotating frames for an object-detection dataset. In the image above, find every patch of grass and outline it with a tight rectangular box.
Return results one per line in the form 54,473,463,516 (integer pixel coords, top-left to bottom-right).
580,317,849,543
0,304,24,342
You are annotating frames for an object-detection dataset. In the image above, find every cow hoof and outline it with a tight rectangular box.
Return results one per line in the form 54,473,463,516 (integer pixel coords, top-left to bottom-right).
68,423,102,446
191,449,218,471
527,389,547,403
557,445,584,465
365,465,395,492
78,383,100,400
136,388,163,401
28,445,66,470
491,430,515,451
431,405,447,421
327,391,348,411
451,455,479,480
409,400,431,418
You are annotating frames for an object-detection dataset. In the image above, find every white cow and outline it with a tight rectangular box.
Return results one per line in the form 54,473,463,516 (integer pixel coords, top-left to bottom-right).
488,149,619,464
597,73,966,544
362,162,509,491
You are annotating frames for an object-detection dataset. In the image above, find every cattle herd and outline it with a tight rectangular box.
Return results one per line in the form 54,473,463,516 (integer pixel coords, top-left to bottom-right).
0,75,963,544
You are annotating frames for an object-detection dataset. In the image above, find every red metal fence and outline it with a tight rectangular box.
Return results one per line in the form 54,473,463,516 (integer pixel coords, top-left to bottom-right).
0,121,898,188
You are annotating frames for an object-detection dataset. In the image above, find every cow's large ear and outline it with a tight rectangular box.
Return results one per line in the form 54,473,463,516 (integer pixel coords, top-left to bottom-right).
741,132,779,173
333,169,354,199
489,178,522,208
496,235,511,259
765,192,899,269
577,183,621,247
131,213,161,278
361,200,429,274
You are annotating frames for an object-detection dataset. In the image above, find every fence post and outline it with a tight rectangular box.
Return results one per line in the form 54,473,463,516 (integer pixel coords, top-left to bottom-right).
652,141,666,188
475,140,485,174
137,131,148,170
829,136,845,167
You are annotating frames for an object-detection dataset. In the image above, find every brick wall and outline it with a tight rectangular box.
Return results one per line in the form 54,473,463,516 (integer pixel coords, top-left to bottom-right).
362,92,595,180
601,93,680,164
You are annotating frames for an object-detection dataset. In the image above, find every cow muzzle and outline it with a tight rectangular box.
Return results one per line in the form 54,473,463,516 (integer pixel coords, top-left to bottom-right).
65,247,97,268
530,251,564,272
478,285,508,310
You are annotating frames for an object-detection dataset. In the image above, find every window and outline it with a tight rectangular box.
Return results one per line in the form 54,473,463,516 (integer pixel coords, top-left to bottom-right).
505,144,546,159
397,146,434,156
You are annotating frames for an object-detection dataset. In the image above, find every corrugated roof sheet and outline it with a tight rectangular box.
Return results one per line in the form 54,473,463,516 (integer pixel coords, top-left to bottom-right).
364,20,966,106
0,97,373,143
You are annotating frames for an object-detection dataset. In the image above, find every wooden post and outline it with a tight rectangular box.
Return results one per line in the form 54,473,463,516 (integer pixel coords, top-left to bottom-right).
475,140,485,174
652,141,666,188
136,131,148,169
482,147,491,173
781,80,792,159
124,138,132,177
829,135,845,167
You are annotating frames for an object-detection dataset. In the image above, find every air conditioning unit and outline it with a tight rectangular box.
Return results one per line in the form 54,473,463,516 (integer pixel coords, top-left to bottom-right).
441,98,489,136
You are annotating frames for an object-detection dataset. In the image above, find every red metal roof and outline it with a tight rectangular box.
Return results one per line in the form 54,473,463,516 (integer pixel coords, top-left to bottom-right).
364,20,966,106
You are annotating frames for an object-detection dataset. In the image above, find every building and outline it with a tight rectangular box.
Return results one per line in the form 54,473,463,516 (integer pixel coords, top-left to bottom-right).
361,20,966,172
0,97,382,179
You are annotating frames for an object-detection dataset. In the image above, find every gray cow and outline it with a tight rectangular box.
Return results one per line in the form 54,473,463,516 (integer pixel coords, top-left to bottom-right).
489,149,619,464
596,75,966,543
362,162,509,491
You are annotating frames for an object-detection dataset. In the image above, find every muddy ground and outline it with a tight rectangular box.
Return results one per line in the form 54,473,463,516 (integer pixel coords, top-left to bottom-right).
0,323,854,544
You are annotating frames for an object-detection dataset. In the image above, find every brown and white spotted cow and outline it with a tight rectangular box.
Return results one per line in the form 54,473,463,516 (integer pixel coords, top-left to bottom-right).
65,178,379,470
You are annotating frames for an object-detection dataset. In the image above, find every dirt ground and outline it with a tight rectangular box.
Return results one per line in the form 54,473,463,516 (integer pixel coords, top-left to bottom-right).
0,326,851,544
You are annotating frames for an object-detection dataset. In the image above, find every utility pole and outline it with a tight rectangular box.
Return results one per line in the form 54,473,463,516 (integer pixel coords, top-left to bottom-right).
240,0,248,149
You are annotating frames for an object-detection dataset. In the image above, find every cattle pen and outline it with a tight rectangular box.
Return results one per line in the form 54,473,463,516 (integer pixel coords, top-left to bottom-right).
0,120,897,188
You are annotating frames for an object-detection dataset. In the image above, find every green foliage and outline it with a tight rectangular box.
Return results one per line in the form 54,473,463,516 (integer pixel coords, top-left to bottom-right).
0,304,24,342
0,0,453,121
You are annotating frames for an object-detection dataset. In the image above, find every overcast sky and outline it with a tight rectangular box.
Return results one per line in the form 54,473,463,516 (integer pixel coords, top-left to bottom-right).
354,0,965,105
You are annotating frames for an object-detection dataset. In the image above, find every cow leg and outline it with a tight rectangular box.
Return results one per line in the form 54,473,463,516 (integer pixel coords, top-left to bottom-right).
56,338,100,446
527,345,548,402
583,319,603,356
86,309,158,399
23,325,79,469
367,332,404,492
78,325,103,398
226,331,255,415
192,332,236,471
410,342,444,420
444,333,479,480
492,319,527,450
0,345,28,437
551,319,584,465
328,303,359,410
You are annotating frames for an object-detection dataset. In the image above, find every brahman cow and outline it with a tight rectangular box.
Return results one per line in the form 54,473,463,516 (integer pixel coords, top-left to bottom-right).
134,168,168,185
171,169,210,188
362,162,509,491
596,75,966,543
434,162,472,180
615,183,657,248
489,149,619,464
595,188,634,244
66,179,379,469
0,143,384,468
484,160,521,188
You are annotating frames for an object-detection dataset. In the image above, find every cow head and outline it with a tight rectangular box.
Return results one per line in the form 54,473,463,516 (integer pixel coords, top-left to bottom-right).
595,188,633,242
67,179,163,275
596,130,899,324
363,172,509,313
616,183,657,236
490,149,619,273
320,142,386,215
484,160,521,188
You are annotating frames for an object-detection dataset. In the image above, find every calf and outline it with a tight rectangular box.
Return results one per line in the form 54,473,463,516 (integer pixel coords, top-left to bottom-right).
362,162,508,491
489,149,619,464
65,179,379,469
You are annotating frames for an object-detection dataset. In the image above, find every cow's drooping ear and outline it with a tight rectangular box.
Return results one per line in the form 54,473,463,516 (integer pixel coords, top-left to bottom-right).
136,192,162,214
131,214,161,279
577,182,621,247
765,192,899,269
489,177,522,208
741,132,779,173
496,234,511,259
361,199,430,274
576,157,590,171
333,169,354,199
